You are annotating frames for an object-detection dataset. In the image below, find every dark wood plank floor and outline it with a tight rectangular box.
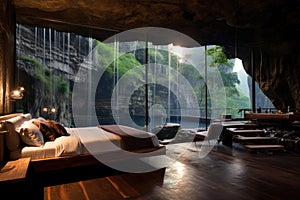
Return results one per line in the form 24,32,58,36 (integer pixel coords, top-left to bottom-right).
44,142,300,200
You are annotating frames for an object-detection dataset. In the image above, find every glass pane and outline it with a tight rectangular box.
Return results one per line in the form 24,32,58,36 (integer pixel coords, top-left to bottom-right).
165,45,207,129
254,81,275,113
16,24,74,126
227,58,251,118
206,46,266,120
18,24,255,131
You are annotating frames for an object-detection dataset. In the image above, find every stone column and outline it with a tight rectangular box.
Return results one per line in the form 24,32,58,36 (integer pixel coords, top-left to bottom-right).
0,0,15,115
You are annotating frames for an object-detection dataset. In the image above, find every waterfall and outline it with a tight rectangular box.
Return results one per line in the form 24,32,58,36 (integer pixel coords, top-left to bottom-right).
66,32,71,125
86,37,93,123
43,28,45,66
49,28,53,107
113,36,119,117
34,27,37,57
16,24,21,83
15,24,90,124
67,33,70,72
167,45,171,122
61,33,66,71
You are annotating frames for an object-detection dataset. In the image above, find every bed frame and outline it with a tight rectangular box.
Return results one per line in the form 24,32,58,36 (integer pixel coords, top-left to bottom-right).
0,113,166,199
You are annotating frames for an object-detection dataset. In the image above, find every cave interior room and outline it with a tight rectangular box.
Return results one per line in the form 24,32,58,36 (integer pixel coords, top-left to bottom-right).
0,0,299,200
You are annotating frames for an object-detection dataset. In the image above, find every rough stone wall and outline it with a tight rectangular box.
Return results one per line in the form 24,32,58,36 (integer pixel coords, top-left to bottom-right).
256,52,300,111
240,48,300,111
16,24,91,81
0,0,15,115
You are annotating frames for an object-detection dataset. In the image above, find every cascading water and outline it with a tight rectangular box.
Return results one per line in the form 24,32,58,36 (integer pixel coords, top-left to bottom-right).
17,24,251,129
86,37,93,124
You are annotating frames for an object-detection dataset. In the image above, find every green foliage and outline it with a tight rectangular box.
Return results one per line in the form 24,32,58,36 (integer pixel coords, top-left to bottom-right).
178,62,204,87
19,55,49,88
206,45,240,95
94,41,142,79
19,55,70,105
207,46,231,67
19,55,42,67
56,77,69,96
133,48,165,65
116,53,142,77
205,45,252,117
226,91,250,118
94,40,115,70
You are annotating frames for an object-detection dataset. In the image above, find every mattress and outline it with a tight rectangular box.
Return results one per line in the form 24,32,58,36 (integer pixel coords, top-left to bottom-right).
3,113,162,162
10,126,160,161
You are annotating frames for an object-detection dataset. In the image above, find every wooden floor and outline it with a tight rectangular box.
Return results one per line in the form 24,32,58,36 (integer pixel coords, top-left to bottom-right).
44,142,300,200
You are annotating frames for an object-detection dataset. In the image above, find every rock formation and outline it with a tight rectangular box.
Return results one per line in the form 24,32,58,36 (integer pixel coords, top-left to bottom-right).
8,0,300,110
0,0,15,114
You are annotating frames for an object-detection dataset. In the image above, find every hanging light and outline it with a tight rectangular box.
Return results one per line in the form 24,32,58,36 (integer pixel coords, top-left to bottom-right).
50,108,56,113
9,86,25,100
42,106,56,120
42,107,56,114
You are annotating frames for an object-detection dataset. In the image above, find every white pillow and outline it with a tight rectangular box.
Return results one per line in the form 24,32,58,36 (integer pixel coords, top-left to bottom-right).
5,114,31,151
18,120,44,147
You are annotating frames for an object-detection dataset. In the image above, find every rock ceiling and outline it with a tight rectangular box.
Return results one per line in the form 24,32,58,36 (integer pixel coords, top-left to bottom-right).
10,0,300,109
12,0,300,53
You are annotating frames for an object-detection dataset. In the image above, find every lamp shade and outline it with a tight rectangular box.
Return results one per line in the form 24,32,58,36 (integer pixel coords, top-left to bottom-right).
9,87,25,100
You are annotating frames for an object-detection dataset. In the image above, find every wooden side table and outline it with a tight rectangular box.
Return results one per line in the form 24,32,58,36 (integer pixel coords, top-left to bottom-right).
0,157,31,198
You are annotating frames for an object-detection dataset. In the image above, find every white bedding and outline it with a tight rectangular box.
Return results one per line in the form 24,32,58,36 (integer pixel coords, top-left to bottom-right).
10,128,80,160
67,126,122,155
11,126,159,160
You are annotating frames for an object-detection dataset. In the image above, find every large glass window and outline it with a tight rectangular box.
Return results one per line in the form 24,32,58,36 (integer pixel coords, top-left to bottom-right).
16,24,274,130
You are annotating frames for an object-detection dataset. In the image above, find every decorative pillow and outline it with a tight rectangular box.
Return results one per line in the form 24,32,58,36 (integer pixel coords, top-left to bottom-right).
31,118,69,141
47,120,69,137
17,120,44,147
22,113,32,120
37,117,46,122
32,120,57,142
5,113,32,151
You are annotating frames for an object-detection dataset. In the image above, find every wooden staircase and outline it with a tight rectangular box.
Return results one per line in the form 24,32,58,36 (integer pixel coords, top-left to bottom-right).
229,129,285,152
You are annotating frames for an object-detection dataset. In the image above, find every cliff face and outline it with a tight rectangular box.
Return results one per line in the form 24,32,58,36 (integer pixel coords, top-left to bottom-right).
9,0,300,111
16,24,95,124
16,25,92,80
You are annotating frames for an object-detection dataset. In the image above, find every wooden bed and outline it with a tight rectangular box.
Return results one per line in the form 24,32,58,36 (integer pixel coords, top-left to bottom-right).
0,113,166,199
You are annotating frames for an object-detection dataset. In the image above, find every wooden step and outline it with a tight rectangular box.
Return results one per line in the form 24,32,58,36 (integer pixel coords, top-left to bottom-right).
243,144,285,151
235,136,276,142
228,129,265,135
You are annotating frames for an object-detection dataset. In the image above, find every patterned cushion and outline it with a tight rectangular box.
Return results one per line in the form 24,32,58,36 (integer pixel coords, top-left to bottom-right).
32,119,68,141
17,119,44,147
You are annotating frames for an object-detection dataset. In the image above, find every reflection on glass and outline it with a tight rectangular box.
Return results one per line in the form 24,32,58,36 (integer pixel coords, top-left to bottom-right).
16,24,274,131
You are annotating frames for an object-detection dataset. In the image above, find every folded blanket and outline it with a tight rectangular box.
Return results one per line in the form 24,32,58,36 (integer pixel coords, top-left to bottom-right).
99,125,157,151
